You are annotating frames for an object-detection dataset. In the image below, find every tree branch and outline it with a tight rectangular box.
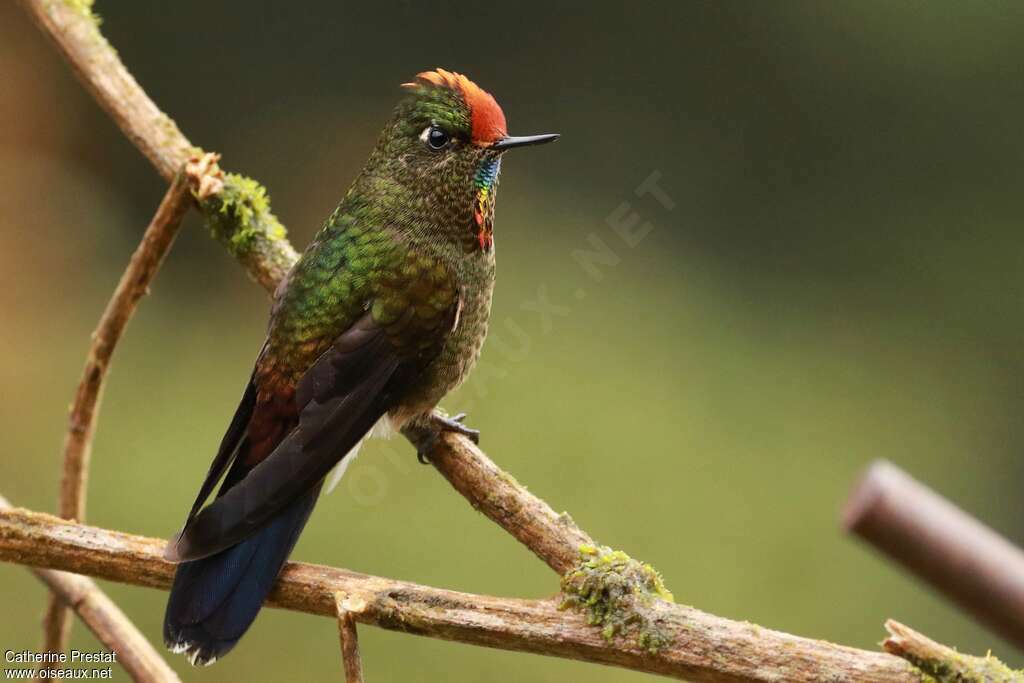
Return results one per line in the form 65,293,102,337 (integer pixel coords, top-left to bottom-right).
41,168,195,666
844,460,1024,650
17,0,298,293
335,593,367,683
883,620,1023,682
0,505,937,683
17,0,189,181
0,497,180,683
56,171,190,521
428,430,595,574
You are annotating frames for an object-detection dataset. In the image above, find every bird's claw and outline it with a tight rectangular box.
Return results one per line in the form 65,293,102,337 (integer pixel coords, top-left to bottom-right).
432,412,480,445
403,411,481,465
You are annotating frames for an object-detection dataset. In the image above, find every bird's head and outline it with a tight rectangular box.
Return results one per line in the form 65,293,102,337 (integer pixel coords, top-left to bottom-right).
364,69,558,252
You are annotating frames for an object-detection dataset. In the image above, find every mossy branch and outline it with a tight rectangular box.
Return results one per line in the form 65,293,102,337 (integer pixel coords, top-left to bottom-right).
883,620,1023,682
184,153,297,293
560,545,674,653
0,505,939,682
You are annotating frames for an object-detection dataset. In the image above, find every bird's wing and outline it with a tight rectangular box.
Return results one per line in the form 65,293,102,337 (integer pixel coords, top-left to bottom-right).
167,300,456,562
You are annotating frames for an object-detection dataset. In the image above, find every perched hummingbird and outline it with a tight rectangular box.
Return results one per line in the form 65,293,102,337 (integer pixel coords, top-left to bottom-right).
162,69,558,665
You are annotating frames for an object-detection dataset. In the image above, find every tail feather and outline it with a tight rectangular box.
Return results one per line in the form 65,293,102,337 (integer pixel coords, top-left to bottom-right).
163,484,321,665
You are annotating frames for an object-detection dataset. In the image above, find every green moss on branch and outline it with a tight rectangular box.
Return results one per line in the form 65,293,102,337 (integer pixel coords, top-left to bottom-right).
204,173,286,253
904,650,1021,683
559,545,674,654
883,620,1024,683
59,0,100,25
185,153,298,293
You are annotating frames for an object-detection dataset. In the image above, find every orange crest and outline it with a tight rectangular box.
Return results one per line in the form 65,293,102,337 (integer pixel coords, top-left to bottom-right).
408,68,507,145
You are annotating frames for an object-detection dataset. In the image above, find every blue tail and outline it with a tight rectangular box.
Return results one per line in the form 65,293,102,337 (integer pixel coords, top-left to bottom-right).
163,486,320,665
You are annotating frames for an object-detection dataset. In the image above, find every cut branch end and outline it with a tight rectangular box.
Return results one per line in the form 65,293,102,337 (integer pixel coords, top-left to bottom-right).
883,620,1024,682
336,593,367,683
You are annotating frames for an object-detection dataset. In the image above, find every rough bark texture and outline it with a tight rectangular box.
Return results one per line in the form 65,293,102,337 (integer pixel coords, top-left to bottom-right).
0,507,929,683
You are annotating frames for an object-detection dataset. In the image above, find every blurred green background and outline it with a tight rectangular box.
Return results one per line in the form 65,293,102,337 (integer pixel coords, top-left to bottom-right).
2,1,1023,680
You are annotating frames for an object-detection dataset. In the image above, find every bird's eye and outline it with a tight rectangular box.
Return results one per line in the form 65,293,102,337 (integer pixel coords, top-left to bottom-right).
424,126,450,151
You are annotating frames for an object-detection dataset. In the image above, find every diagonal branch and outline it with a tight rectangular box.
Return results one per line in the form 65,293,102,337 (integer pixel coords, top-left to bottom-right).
0,505,938,683
844,461,1024,650
426,430,595,575
16,0,189,180
41,169,194,665
0,497,180,683
18,0,298,293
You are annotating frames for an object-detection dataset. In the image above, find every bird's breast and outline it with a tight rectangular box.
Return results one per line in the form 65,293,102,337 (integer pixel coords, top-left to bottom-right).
390,254,495,422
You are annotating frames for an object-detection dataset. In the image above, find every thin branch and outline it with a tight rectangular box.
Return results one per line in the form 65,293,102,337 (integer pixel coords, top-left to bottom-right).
55,169,193,523
17,0,189,180
0,497,180,683
0,506,934,683
41,168,194,665
844,460,1024,650
882,620,1023,681
34,570,183,683
335,593,367,683
17,0,298,292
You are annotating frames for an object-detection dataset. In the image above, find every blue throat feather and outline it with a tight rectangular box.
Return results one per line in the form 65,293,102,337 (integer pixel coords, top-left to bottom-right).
473,158,501,250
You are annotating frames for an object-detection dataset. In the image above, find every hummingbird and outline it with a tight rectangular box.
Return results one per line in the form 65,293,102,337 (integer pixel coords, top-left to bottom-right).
162,69,558,665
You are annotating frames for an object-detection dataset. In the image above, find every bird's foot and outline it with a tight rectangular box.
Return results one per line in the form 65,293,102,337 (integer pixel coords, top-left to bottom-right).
432,412,480,444
402,411,480,465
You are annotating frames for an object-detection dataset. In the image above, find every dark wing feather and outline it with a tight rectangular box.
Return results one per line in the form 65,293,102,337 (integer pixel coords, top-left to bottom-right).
168,308,437,561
